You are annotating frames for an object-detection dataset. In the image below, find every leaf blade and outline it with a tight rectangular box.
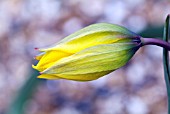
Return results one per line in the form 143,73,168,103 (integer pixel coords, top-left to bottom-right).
163,14,170,114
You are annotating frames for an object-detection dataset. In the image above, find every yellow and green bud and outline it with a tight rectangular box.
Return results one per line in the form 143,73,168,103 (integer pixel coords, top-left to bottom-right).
32,23,141,81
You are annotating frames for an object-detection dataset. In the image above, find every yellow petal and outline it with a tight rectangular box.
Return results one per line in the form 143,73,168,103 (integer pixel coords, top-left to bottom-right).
57,70,112,81
38,74,61,80
34,52,45,60
38,71,111,81
33,50,72,71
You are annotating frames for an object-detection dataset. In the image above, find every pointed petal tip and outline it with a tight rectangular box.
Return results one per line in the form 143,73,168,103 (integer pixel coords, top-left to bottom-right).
32,64,37,69
37,75,42,79
32,64,35,67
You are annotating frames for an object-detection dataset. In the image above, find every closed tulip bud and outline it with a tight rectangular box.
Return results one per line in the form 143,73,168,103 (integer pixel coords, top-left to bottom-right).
32,23,142,81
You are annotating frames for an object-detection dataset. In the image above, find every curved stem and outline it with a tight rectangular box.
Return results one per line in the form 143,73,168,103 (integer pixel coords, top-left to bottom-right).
141,37,170,50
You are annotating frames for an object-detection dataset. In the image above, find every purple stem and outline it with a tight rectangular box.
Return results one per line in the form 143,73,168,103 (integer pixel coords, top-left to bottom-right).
141,37,170,50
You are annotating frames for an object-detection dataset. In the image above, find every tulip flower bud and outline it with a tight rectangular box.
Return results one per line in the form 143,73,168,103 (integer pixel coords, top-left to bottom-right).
32,23,141,81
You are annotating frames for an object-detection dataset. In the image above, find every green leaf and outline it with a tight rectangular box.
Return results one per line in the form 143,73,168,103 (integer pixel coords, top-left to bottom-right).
163,14,170,114
6,69,42,114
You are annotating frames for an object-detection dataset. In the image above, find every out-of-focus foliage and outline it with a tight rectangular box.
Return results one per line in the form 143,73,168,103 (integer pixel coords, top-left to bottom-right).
6,70,41,114
0,0,170,114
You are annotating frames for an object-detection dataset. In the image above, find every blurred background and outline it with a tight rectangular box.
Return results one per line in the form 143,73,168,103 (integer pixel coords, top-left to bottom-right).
0,0,170,114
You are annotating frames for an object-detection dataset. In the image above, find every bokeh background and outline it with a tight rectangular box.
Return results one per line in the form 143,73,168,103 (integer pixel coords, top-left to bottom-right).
0,0,170,114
